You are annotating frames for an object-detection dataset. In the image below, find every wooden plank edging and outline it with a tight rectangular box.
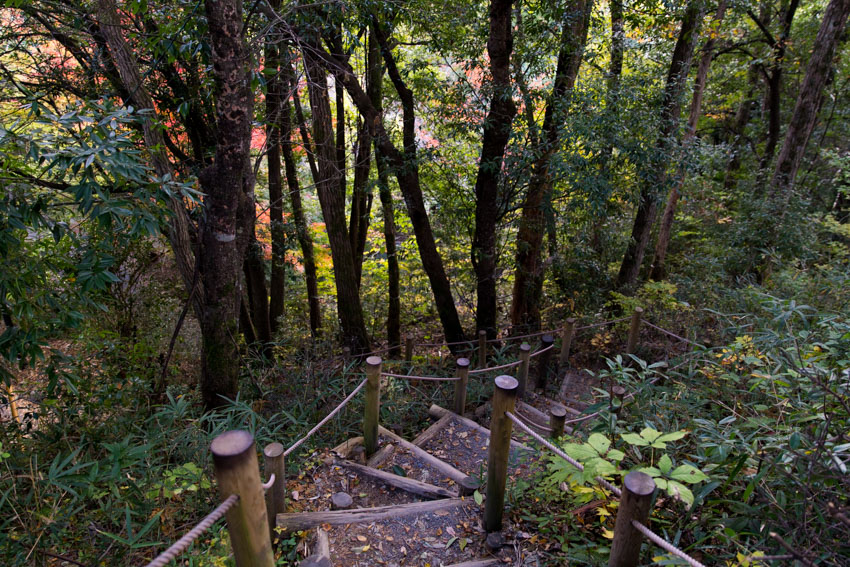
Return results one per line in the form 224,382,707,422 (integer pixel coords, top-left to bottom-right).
276,498,467,531
427,404,533,452
336,459,457,499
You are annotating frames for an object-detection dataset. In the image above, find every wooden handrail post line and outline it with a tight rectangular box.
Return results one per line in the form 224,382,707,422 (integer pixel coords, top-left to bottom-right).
608,470,655,567
560,317,576,368
549,407,567,439
453,357,471,415
478,330,487,368
404,335,414,362
517,342,531,398
535,334,555,391
263,442,286,540
364,356,382,456
210,430,275,567
627,307,643,355
484,375,519,533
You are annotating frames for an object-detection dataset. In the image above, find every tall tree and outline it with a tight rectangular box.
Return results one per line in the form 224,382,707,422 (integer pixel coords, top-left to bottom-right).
616,0,705,288
472,0,517,339
510,0,593,331
650,0,728,281
769,0,850,207
303,43,371,353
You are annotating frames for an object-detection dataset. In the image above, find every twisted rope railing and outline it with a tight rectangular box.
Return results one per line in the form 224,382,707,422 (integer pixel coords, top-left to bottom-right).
381,371,460,382
632,520,707,567
643,321,705,349
487,327,556,343
505,411,621,497
575,316,631,332
528,343,555,358
284,378,367,457
468,359,523,375
144,494,239,567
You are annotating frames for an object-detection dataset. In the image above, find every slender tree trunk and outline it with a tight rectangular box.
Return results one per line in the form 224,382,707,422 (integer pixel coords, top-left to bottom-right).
291,70,321,184
650,0,727,281
472,0,517,339
349,116,373,286
509,0,592,331
266,0,285,333
198,0,254,408
280,53,322,337
616,0,705,289
770,0,850,207
244,229,273,353
723,64,759,190
303,46,371,353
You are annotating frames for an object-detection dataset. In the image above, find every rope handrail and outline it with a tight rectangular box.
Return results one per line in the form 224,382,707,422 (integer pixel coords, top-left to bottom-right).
144,494,239,567
643,321,705,348
284,378,367,457
527,343,555,358
632,520,707,567
487,327,560,343
381,371,460,382
575,316,631,332
505,411,622,498
261,474,275,491
468,358,523,375
415,338,477,348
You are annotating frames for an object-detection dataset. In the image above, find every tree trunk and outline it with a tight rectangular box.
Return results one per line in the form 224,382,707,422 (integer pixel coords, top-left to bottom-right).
650,0,727,281
303,47,371,353
244,229,273,354
266,0,285,333
198,0,254,408
615,0,705,289
723,64,759,190
770,0,850,206
280,54,323,338
509,0,592,331
472,0,517,339
349,117,373,287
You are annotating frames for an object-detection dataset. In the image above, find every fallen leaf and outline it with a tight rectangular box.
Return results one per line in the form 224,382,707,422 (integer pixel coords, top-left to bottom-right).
356,535,367,542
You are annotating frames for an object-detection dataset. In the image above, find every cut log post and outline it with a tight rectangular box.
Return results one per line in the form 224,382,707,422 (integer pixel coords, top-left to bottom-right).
299,527,331,567
534,334,555,391
210,430,274,567
453,357,471,415
263,442,286,539
517,343,531,398
364,356,382,456
404,335,414,362
560,317,576,368
484,375,518,533
549,407,567,439
626,307,643,355
342,346,351,364
608,470,656,567
478,330,487,368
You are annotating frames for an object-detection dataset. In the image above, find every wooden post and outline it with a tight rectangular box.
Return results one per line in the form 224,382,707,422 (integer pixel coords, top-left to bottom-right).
549,407,567,439
342,346,351,364
453,357,471,415
517,343,531,398
626,307,643,355
404,335,414,362
608,471,656,567
364,356,382,456
560,318,576,368
534,334,555,391
210,431,275,567
484,375,518,533
263,442,286,539
478,330,487,368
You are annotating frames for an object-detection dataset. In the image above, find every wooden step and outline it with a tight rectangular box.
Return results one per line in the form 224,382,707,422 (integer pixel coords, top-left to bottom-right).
336,458,456,499
428,403,533,451
277,497,467,531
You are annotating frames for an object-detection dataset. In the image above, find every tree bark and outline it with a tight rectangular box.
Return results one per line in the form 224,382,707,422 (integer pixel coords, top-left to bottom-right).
509,0,592,331
472,0,517,339
198,0,255,408
769,0,850,206
266,0,285,333
349,116,373,287
650,0,727,281
615,0,705,289
244,229,273,354
303,46,371,353
280,53,323,338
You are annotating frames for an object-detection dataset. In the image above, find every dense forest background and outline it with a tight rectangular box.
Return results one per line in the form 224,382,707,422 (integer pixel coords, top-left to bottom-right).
1,0,849,564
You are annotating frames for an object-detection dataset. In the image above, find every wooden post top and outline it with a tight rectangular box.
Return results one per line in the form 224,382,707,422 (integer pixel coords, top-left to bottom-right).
479,330,487,337
494,375,518,392
549,406,568,418
263,442,284,458
541,334,555,344
366,356,382,367
633,307,644,315
211,430,255,470
623,470,655,496
519,342,531,352
566,317,576,324
456,357,470,368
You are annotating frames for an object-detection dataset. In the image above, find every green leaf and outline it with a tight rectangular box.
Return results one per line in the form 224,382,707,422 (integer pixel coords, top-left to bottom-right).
607,449,625,462
565,443,600,461
670,465,708,484
473,490,483,505
657,430,688,443
639,466,661,478
587,433,611,456
657,454,672,474
640,427,663,443
391,465,407,477
667,480,694,506
620,433,649,447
